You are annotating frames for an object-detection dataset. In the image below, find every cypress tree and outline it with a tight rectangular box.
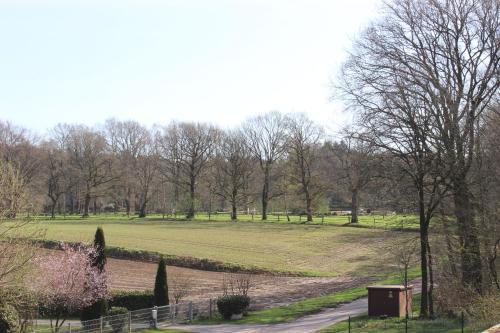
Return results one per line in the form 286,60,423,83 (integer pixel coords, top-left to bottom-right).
93,227,106,272
81,227,108,322
154,258,169,306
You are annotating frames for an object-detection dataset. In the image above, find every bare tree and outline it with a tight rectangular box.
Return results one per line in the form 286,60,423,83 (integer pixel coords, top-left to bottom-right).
286,114,325,222
105,119,151,216
54,124,116,218
41,140,72,219
213,130,253,221
136,136,158,218
0,161,41,288
339,0,500,293
170,272,193,304
0,121,40,187
243,112,288,220
330,132,376,224
158,122,219,219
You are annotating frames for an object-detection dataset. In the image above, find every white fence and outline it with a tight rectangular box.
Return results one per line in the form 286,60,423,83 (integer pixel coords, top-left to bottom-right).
33,302,194,333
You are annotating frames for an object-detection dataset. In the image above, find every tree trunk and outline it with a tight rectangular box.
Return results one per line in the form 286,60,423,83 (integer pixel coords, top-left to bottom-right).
139,202,147,218
417,186,429,318
50,199,57,219
125,198,131,217
305,192,313,222
231,203,237,221
351,188,359,223
453,180,482,292
427,242,435,317
261,169,270,220
82,192,91,218
186,177,195,219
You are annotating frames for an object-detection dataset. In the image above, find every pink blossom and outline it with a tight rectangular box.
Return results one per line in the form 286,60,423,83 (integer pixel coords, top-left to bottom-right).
34,243,109,330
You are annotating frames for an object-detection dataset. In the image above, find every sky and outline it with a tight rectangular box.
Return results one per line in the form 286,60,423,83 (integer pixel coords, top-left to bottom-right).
0,0,381,135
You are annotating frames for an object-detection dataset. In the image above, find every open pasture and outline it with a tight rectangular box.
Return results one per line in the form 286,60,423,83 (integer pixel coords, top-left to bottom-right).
39,213,421,230
36,219,413,277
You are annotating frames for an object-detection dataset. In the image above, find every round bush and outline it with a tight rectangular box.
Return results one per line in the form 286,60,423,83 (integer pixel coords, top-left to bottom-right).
216,295,250,320
107,307,128,333
0,304,19,333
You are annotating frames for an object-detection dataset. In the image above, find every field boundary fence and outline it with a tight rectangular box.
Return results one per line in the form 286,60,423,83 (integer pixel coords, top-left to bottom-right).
31,302,197,333
344,312,497,333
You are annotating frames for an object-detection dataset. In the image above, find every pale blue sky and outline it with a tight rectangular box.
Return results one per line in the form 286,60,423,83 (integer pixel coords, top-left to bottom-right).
0,0,380,134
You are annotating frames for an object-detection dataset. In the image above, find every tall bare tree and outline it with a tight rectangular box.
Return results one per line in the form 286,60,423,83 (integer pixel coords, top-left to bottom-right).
105,119,151,216
41,140,74,219
243,112,288,220
158,122,218,219
287,114,325,222
54,124,115,218
330,132,376,225
339,0,500,293
213,130,253,221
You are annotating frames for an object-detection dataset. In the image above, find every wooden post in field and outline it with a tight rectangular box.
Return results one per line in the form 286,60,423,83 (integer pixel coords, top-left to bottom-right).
209,299,212,319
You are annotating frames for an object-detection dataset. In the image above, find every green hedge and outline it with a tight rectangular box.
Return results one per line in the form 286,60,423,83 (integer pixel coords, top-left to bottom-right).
35,239,301,276
109,291,154,311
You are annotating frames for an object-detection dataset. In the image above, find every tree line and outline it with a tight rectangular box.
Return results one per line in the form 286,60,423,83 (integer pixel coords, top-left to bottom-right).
0,113,389,223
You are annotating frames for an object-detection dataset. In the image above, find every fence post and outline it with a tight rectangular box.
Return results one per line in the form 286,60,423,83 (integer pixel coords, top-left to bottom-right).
209,298,212,319
100,316,103,333
152,306,158,329
348,315,351,333
128,311,131,333
68,323,71,333
188,302,193,322
461,311,464,333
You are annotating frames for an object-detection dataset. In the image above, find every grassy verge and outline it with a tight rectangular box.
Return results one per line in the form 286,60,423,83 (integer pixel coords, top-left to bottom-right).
319,294,491,333
139,328,189,333
196,268,421,325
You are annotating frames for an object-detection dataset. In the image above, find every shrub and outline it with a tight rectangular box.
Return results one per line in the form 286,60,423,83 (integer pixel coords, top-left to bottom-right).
0,304,19,333
106,307,128,333
109,291,154,310
216,295,250,320
80,300,108,322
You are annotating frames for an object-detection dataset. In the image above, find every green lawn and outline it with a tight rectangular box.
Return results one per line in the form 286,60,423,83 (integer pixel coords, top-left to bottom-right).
33,219,413,277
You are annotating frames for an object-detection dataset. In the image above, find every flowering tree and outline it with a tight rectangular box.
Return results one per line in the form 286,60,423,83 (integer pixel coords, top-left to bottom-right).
34,244,109,332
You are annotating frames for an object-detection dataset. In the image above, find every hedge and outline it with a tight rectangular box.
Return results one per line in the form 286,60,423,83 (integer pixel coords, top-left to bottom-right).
109,291,154,311
34,239,302,276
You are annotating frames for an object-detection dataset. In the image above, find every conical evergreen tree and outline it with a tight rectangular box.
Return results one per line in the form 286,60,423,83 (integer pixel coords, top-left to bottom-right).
93,227,106,272
154,258,169,306
81,227,108,322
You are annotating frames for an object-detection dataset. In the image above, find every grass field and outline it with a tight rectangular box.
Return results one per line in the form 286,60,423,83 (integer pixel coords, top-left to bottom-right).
37,212,422,230
34,218,414,277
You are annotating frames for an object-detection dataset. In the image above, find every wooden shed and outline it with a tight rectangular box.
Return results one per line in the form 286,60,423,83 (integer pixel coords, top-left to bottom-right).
367,285,413,317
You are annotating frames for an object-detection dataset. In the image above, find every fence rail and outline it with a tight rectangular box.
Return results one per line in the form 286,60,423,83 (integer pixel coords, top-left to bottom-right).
32,302,195,333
